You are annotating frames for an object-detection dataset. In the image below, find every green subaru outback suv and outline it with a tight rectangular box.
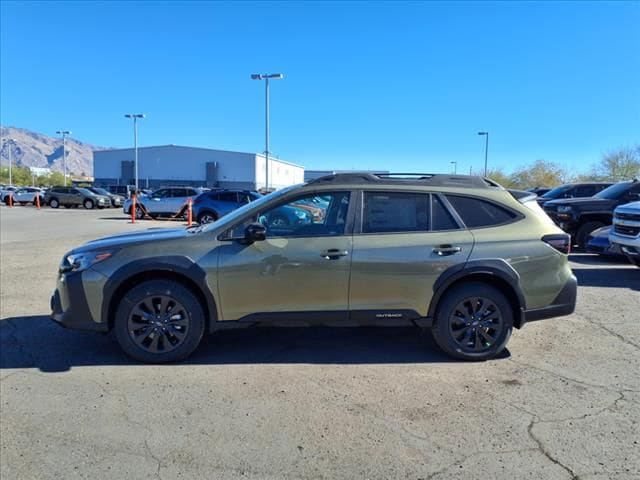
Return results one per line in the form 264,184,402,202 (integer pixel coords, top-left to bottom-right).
51,173,577,362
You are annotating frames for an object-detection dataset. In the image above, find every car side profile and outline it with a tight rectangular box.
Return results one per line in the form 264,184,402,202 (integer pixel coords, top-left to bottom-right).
52,173,577,363
123,187,204,219
192,189,262,224
45,186,112,209
4,187,45,205
536,182,612,206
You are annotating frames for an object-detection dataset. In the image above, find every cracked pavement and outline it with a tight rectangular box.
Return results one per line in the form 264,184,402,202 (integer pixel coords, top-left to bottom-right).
1,207,639,479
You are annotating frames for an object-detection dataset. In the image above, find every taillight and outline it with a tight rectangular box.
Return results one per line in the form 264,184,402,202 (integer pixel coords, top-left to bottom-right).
542,234,571,254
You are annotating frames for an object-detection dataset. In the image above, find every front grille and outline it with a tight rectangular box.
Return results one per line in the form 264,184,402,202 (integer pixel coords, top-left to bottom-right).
615,212,640,222
614,224,640,237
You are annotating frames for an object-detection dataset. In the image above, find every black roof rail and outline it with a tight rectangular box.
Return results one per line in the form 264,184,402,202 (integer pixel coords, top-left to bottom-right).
307,172,500,189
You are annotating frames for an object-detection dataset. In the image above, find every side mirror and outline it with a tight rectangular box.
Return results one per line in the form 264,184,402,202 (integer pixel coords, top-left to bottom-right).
244,223,266,243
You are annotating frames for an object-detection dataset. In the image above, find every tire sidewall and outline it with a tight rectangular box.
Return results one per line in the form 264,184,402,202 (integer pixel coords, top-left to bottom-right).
50,198,59,208
84,199,94,209
432,282,513,361
114,280,205,363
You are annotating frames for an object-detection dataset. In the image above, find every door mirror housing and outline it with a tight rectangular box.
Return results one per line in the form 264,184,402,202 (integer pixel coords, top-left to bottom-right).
244,223,267,243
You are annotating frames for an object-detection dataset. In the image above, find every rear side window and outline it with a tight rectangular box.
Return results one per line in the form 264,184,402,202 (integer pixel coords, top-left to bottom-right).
363,192,429,233
445,195,517,228
432,195,459,230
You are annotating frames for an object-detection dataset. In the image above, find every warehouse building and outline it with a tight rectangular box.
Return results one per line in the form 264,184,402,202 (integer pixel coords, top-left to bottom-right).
93,145,304,191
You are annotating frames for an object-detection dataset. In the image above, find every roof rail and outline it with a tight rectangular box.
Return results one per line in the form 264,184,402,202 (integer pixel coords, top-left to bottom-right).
307,172,499,189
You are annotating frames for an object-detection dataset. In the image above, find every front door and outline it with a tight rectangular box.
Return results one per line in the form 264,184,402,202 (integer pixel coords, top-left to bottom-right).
217,190,354,321
349,191,474,320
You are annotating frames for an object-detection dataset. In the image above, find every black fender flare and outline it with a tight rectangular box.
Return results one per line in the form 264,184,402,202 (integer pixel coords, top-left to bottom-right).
427,259,526,327
101,256,218,331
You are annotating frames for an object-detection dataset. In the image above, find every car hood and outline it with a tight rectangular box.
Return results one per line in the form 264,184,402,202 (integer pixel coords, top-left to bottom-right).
544,197,617,208
615,201,640,213
74,227,191,252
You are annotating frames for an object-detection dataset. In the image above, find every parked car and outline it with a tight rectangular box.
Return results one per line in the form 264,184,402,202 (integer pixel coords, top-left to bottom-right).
192,189,262,224
123,186,205,219
609,201,640,267
52,172,576,363
585,225,622,257
105,185,136,198
4,187,45,205
45,186,112,209
526,187,551,196
543,180,640,248
536,182,612,206
87,187,124,207
0,185,18,203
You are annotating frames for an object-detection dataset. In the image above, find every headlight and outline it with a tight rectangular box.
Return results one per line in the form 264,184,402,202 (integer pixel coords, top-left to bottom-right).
557,206,574,213
60,251,115,273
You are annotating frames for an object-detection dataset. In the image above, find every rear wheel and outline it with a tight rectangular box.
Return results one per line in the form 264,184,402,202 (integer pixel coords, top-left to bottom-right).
431,282,513,361
114,280,205,363
49,198,60,208
576,221,605,250
197,211,218,224
83,199,94,209
135,205,146,219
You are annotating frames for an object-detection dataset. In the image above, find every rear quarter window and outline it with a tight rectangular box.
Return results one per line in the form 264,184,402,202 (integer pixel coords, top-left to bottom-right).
446,195,517,228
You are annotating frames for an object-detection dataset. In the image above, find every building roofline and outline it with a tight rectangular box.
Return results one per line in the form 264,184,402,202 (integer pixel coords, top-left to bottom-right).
254,153,303,169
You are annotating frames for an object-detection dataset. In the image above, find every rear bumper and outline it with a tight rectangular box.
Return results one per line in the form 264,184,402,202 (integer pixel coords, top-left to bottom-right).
523,274,577,323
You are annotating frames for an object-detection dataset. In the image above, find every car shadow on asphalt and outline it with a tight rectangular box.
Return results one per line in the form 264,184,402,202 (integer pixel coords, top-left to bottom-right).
1,316,507,372
573,268,639,290
569,253,630,265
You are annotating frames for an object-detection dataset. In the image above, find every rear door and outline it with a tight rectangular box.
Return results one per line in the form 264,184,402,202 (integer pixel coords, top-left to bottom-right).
349,191,474,320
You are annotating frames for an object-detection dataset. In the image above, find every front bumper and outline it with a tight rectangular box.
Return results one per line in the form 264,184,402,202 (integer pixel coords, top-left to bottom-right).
50,271,108,332
523,274,577,323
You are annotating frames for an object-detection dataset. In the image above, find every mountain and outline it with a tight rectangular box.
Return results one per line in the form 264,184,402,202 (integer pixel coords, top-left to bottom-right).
0,126,107,177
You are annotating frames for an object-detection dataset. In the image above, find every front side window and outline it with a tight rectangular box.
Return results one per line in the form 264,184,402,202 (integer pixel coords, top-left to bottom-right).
228,191,351,238
445,195,517,228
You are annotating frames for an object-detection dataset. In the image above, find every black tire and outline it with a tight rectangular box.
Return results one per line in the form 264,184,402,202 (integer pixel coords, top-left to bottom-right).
135,205,146,219
114,280,206,363
83,199,94,209
49,198,60,208
576,221,605,250
197,211,218,224
431,281,513,361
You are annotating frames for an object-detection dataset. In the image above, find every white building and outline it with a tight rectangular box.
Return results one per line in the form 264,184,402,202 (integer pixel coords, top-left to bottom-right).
93,145,304,191
29,166,52,176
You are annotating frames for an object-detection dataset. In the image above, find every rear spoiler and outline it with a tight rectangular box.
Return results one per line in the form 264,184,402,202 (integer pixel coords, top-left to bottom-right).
508,189,538,203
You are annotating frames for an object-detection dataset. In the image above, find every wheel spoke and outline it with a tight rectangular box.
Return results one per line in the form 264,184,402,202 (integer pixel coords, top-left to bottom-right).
128,294,189,355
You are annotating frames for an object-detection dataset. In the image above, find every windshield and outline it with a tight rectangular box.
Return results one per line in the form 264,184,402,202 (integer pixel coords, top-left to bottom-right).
92,188,110,195
199,185,300,233
541,185,571,198
76,188,93,195
594,182,632,199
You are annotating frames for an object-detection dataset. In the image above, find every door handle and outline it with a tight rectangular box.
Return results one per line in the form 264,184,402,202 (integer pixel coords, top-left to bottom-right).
320,249,349,260
433,245,462,256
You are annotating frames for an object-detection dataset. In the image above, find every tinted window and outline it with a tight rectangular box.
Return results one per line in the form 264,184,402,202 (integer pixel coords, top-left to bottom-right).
218,192,239,202
432,195,459,230
573,185,596,197
446,195,516,228
152,189,169,198
595,182,635,200
363,192,429,233
541,185,571,199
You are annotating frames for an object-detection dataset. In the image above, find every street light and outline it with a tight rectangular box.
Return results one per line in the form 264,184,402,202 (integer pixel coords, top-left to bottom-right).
478,131,489,176
2,138,13,185
56,130,72,186
124,114,145,192
251,73,284,191
450,161,457,174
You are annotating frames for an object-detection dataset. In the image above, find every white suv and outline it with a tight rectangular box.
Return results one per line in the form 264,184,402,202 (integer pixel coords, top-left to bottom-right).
609,201,640,267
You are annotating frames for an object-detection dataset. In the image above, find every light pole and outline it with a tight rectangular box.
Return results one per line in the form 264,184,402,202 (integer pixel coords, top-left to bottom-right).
478,131,489,176
56,130,72,186
450,161,457,174
124,114,145,192
251,73,284,192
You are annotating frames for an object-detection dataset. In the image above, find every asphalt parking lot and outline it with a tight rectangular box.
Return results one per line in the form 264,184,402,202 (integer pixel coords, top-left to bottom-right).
1,206,639,480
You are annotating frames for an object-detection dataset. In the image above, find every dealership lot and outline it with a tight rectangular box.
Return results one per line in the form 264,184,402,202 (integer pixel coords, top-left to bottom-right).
1,207,638,479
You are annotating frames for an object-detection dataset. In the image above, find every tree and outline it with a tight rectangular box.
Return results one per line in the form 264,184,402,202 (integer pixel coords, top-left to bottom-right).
508,159,568,190
587,145,640,182
475,167,517,188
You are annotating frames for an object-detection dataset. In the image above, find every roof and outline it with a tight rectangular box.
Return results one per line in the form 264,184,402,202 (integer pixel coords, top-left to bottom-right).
306,172,500,189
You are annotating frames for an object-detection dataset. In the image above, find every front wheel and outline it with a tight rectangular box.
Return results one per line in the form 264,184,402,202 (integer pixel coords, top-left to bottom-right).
197,211,218,224
83,199,94,209
49,198,60,208
114,280,205,363
431,282,513,361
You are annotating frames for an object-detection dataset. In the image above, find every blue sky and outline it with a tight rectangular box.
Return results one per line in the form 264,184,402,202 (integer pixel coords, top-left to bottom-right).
1,1,638,174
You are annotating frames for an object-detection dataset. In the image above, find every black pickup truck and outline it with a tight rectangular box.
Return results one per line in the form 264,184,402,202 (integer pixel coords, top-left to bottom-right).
543,180,640,248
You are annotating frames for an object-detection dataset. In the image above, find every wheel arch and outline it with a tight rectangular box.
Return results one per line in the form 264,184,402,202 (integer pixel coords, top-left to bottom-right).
102,257,219,333
428,260,526,328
